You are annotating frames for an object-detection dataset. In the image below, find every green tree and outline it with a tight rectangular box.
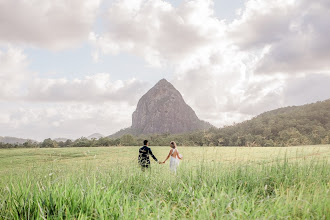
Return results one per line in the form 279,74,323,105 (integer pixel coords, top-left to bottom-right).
120,134,135,146
41,138,57,148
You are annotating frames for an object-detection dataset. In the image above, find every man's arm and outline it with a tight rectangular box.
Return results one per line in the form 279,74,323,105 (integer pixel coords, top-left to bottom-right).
148,148,158,162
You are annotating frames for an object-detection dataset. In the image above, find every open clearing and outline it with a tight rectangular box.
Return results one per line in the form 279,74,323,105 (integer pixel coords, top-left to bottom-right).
0,146,329,219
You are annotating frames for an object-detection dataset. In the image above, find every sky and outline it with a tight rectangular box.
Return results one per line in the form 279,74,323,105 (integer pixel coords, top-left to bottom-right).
0,0,330,141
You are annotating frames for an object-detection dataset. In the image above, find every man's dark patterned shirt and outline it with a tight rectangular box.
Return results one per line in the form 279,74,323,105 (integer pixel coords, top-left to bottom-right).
138,146,158,166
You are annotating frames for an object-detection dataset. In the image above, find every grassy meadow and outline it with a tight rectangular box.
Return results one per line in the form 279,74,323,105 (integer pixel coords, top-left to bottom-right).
0,146,329,219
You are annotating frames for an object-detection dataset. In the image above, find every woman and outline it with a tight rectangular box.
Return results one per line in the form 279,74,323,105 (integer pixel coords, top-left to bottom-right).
162,141,182,173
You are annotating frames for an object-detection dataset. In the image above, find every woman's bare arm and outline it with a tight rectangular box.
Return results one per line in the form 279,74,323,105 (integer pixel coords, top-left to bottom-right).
163,149,173,163
176,150,182,159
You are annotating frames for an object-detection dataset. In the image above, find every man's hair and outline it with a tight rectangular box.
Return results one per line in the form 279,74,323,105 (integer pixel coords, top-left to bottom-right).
143,140,148,145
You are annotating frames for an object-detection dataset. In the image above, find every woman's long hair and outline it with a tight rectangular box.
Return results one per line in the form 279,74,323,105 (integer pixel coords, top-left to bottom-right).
170,141,177,149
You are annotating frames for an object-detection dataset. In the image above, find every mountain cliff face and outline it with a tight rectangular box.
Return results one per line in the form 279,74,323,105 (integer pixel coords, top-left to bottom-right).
111,79,213,137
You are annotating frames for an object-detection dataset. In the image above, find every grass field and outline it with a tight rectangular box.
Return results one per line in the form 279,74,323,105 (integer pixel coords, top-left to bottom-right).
0,146,329,219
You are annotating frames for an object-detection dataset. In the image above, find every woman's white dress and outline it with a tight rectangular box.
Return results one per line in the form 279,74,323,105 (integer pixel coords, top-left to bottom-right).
169,149,180,173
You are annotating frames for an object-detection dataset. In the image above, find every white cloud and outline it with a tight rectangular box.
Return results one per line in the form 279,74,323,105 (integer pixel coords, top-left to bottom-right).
0,102,135,140
0,0,101,50
171,0,330,127
283,74,330,106
90,0,226,67
0,46,35,99
172,52,287,127
229,0,330,74
0,46,147,104
0,46,147,140
26,74,147,105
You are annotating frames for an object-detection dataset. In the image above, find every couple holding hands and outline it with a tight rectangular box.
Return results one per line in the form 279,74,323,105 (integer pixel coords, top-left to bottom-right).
138,140,182,173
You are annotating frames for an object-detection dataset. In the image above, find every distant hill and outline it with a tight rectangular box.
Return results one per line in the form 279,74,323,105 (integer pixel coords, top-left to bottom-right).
0,136,37,144
110,79,213,137
87,133,104,140
203,99,330,146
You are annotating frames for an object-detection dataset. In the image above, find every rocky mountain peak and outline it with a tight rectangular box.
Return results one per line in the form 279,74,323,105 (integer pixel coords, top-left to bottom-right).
155,78,174,87
130,79,213,135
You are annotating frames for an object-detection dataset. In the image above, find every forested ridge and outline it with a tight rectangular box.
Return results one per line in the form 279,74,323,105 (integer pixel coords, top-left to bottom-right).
206,99,330,146
1,99,330,148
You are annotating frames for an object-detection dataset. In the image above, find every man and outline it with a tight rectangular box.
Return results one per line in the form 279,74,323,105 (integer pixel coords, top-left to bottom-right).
138,140,161,171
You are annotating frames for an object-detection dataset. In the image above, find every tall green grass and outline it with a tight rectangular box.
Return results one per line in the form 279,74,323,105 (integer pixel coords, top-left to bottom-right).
1,155,329,219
